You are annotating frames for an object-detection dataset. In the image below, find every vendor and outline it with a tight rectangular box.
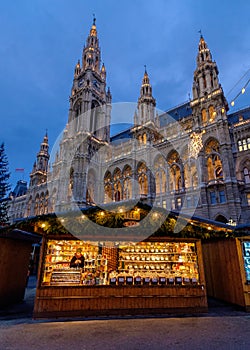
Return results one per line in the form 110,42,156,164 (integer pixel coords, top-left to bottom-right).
70,248,85,268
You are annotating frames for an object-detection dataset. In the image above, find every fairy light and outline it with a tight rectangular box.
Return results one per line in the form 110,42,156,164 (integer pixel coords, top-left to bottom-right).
229,77,249,108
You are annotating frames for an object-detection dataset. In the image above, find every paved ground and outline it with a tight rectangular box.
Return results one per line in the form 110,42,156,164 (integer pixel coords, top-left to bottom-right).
0,276,249,350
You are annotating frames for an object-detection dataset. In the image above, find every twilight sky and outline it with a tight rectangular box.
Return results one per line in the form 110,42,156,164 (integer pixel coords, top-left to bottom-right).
0,0,249,189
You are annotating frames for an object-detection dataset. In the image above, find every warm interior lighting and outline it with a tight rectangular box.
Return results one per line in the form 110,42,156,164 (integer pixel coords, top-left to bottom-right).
208,226,212,230
221,108,225,114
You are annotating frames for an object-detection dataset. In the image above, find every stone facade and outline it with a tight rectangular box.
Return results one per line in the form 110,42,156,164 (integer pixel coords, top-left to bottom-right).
8,20,250,225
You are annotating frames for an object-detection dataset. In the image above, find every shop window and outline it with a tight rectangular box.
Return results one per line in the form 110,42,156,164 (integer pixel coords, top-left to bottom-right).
210,191,216,204
219,190,226,203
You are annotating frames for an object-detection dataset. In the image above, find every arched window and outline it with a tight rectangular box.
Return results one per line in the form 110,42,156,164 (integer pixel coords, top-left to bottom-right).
244,167,250,184
167,151,183,192
208,106,216,122
202,109,207,124
154,156,167,195
138,163,148,197
86,170,96,204
35,195,40,216
205,139,223,181
113,168,122,202
123,165,132,200
27,196,32,217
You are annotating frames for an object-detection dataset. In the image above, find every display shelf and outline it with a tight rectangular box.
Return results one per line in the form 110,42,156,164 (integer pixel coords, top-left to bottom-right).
50,270,82,285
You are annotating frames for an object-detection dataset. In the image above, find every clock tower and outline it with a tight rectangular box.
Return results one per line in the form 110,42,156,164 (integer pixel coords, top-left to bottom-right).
68,17,111,142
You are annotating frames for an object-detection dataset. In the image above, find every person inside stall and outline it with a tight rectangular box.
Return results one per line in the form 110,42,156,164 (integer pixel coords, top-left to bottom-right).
70,248,85,269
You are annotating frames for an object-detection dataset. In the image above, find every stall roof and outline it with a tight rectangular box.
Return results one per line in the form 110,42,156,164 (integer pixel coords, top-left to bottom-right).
0,228,42,243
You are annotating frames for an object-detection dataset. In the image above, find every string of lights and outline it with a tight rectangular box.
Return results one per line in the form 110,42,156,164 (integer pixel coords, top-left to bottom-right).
230,78,250,107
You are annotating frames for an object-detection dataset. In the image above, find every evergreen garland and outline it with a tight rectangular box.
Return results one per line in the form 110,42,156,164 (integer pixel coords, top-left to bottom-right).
0,143,10,226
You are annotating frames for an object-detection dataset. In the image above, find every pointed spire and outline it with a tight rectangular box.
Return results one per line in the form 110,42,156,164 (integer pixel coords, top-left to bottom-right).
83,16,100,72
90,15,97,37
107,86,112,103
74,59,81,77
136,68,156,126
197,34,212,65
142,65,150,86
101,62,106,73
140,66,153,97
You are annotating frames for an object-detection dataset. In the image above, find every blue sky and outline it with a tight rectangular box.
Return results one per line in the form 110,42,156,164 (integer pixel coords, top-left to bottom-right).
0,0,250,189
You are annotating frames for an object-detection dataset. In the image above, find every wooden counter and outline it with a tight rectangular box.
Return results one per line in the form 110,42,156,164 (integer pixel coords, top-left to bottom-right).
33,284,207,318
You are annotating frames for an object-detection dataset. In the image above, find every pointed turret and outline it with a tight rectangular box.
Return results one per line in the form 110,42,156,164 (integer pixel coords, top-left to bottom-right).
101,63,106,80
29,132,50,186
74,60,81,77
191,35,228,127
136,67,156,126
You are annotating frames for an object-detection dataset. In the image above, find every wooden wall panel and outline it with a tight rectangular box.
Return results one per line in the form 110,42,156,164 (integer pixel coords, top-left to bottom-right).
202,239,245,307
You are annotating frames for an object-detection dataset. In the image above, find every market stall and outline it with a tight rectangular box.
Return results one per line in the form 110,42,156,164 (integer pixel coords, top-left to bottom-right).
202,237,250,311
34,233,207,318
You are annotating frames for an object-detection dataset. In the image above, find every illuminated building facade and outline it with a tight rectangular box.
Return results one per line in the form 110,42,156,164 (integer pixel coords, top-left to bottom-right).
8,19,250,225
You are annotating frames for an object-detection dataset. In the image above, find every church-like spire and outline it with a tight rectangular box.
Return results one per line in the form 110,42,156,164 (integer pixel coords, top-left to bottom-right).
197,35,213,65
82,17,100,72
139,65,154,99
191,35,228,126
36,131,49,173
192,34,221,99
136,67,156,126
68,17,111,142
29,132,50,186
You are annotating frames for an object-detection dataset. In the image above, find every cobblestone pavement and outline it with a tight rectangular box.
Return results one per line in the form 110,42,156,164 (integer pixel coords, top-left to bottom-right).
0,277,249,350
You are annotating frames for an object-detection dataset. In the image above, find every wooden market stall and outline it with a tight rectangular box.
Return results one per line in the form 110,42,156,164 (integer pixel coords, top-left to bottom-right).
33,231,207,318
0,229,41,307
202,237,250,311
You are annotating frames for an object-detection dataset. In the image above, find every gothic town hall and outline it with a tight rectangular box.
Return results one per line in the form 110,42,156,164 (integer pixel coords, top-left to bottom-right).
8,19,250,226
